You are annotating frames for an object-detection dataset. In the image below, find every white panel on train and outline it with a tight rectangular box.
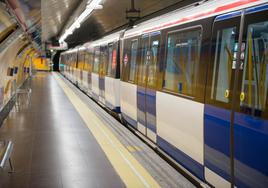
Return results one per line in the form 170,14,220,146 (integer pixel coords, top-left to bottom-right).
156,91,204,165
92,73,99,99
205,167,231,188
82,71,88,90
120,81,137,122
105,77,120,109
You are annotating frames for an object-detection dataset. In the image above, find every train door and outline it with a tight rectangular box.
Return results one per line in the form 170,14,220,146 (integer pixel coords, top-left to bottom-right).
204,11,242,187
99,46,108,104
137,32,160,142
205,5,268,188
233,6,268,187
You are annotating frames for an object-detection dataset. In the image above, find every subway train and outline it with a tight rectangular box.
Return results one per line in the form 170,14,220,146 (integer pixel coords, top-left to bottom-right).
60,0,268,187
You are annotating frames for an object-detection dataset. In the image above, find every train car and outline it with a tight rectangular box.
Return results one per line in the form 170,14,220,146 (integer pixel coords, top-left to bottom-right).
90,31,122,111
60,0,268,187
120,0,268,187
61,31,122,112
61,48,79,83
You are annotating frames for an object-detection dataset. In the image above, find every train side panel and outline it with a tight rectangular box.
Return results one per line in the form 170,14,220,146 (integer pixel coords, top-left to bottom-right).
120,81,137,128
156,92,204,179
92,72,100,101
105,77,120,112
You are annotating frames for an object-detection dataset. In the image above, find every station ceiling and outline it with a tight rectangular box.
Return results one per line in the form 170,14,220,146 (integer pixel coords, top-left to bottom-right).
42,0,200,48
6,0,201,48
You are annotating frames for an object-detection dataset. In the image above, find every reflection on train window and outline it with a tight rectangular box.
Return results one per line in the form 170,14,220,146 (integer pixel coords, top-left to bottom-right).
86,52,93,72
147,39,160,88
210,27,237,103
241,21,268,117
107,44,115,77
129,40,138,82
137,37,149,85
93,47,100,73
100,46,108,75
164,28,201,96
78,51,85,70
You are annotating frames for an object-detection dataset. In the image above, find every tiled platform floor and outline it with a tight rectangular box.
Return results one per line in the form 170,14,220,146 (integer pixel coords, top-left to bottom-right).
0,72,124,188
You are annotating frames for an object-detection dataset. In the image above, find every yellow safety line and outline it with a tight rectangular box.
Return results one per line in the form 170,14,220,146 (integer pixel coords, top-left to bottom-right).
53,73,160,188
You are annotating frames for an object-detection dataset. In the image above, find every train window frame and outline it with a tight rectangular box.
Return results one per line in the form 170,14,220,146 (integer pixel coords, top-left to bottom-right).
147,33,162,90
128,39,139,83
206,16,241,110
162,25,203,99
99,45,108,76
137,35,149,87
238,10,268,118
93,46,100,74
106,42,117,78
121,38,130,82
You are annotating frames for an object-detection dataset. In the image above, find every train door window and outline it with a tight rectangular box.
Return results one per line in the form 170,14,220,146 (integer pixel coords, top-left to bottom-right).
147,34,161,88
84,52,90,71
107,43,117,78
93,47,100,73
107,43,114,77
89,51,94,73
100,46,108,76
137,36,149,86
210,27,238,104
163,27,202,96
129,40,138,82
122,39,131,82
240,20,268,118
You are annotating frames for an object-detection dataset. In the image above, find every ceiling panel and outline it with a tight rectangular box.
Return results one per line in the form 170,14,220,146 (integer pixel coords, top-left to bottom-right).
42,0,200,47
41,0,81,42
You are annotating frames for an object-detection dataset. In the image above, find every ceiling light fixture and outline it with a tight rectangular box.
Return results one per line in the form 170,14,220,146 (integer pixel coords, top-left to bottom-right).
59,0,103,43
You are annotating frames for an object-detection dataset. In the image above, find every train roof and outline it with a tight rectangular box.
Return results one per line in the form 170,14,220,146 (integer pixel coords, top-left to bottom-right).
62,0,267,54
124,0,266,38
86,30,123,48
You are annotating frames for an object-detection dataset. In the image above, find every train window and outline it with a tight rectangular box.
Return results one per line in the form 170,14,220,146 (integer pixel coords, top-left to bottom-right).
93,47,100,73
84,52,88,71
78,51,85,70
122,39,131,82
89,52,94,72
147,35,161,88
137,36,149,86
100,46,108,76
129,40,138,82
240,21,268,117
107,43,117,77
210,27,237,103
163,27,201,96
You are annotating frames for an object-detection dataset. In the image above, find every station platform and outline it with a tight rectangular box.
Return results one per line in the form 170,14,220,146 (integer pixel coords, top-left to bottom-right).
0,72,194,188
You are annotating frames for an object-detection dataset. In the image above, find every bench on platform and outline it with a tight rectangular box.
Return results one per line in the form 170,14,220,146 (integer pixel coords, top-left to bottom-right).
0,140,14,173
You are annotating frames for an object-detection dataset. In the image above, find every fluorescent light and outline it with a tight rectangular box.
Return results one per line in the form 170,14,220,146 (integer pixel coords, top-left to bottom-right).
59,0,102,43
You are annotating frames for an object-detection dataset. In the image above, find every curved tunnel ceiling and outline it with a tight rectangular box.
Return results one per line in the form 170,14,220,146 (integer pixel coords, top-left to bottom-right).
42,0,200,48
41,0,81,43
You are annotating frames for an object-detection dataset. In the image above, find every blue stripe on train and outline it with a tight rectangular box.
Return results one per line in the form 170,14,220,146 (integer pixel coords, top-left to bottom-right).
157,136,204,180
105,101,121,113
234,112,268,188
146,88,156,133
122,112,137,129
246,3,268,14
137,86,156,133
204,105,231,182
87,72,92,88
215,10,241,21
205,104,268,187
99,76,105,94
137,86,146,126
